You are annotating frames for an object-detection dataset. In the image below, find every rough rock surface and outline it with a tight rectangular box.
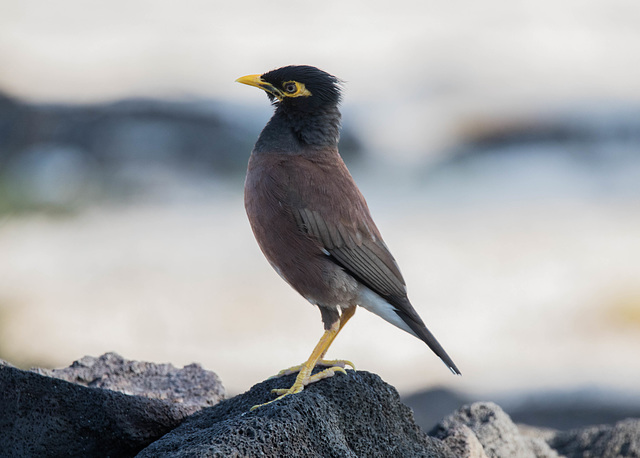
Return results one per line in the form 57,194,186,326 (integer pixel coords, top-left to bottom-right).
34,352,225,414
437,424,490,458
431,402,560,458
549,418,640,458
0,364,189,457
2,353,639,457
138,370,456,458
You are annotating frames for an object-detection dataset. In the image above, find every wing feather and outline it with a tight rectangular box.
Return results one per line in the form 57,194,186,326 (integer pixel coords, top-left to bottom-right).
294,207,406,299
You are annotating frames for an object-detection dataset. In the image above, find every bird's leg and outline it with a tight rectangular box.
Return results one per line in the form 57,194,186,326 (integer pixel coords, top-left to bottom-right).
251,307,356,410
269,306,357,378
311,305,357,380
251,323,340,410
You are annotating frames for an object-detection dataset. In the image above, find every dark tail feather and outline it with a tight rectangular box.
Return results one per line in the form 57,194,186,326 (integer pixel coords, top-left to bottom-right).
395,308,462,375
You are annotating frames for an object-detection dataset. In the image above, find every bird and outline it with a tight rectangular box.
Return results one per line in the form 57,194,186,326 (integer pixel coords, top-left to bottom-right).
236,65,460,409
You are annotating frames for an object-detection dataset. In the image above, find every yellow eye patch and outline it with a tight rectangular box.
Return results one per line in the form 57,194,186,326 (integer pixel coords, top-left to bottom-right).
281,81,312,98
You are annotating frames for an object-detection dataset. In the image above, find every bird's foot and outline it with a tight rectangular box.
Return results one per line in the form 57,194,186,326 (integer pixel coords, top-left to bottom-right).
251,360,354,410
268,359,356,379
271,364,347,394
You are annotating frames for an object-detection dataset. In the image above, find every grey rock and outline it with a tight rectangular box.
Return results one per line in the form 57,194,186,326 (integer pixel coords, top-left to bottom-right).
549,418,640,458
431,402,559,458
518,424,559,443
0,364,190,457
138,370,456,458
4,351,636,457
439,424,489,458
34,352,225,414
529,436,562,458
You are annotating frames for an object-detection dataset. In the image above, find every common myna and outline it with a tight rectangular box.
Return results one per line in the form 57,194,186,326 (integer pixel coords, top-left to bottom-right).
237,65,460,409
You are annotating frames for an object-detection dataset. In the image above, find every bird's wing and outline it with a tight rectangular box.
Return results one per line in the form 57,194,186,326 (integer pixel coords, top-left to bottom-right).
277,152,407,301
292,206,407,300
279,154,461,375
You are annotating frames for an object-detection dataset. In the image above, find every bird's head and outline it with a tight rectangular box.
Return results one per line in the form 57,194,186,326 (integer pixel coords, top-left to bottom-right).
236,65,342,112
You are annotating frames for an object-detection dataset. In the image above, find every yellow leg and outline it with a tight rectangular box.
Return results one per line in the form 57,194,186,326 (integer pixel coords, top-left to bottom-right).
251,306,356,410
270,306,357,378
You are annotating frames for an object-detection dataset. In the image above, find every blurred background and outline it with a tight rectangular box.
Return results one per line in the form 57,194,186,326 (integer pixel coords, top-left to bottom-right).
1,0,639,430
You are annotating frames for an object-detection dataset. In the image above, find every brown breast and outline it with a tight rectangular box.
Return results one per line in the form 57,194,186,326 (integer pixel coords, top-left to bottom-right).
244,148,373,307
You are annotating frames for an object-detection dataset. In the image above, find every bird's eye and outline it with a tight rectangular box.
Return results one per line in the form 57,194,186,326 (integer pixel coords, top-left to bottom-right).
283,82,297,94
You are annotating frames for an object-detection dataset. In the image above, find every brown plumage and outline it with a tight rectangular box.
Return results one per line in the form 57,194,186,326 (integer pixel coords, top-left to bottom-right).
237,65,460,408
246,149,378,314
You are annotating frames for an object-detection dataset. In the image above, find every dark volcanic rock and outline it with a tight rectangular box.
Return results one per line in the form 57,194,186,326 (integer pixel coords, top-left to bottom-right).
3,352,637,457
138,370,455,458
549,418,640,458
0,364,190,457
34,352,225,414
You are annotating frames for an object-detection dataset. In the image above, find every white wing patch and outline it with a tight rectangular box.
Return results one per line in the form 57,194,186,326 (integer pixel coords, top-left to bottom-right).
356,286,417,338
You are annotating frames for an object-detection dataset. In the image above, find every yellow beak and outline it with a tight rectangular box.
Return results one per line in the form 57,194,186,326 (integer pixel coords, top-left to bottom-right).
235,74,264,87
236,74,283,100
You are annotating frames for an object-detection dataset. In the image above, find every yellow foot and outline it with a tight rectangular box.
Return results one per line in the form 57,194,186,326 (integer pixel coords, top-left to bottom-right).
251,362,354,411
269,359,356,379
271,365,347,395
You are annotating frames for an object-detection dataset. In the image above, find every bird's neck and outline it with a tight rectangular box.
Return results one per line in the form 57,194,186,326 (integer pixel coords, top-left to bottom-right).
254,106,341,154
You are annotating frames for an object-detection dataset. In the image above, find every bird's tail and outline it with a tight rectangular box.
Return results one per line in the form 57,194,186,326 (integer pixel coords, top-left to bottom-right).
395,306,462,376
356,287,461,375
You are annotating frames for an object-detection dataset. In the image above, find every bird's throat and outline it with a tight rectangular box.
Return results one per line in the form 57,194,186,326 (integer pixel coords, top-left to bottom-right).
255,106,341,154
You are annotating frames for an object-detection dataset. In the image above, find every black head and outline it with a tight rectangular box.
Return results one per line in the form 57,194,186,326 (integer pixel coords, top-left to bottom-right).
236,65,342,112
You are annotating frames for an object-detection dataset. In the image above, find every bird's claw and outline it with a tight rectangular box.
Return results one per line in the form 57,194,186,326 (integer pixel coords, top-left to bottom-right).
268,359,355,379
252,363,351,410
270,365,348,396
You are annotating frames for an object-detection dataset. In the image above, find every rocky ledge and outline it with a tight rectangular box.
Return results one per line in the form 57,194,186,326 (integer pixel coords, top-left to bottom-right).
1,354,639,457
